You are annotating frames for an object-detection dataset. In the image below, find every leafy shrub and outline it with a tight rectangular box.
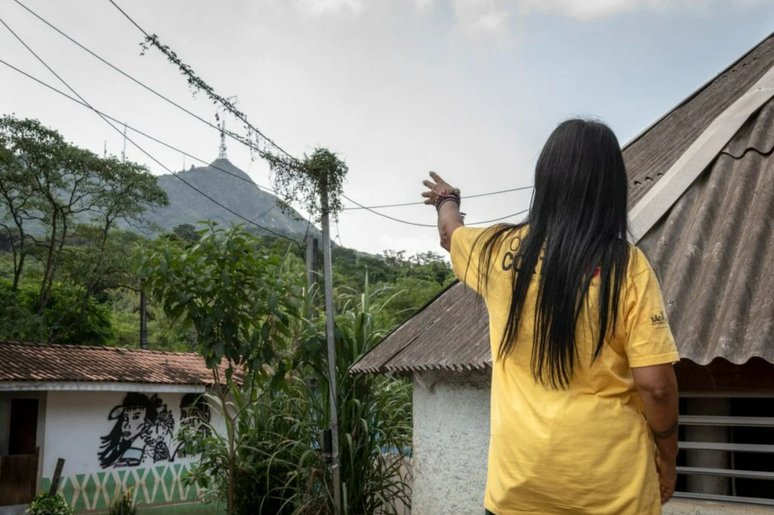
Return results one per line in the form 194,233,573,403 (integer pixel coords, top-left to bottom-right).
27,493,73,515
184,277,412,515
107,489,137,515
0,279,114,344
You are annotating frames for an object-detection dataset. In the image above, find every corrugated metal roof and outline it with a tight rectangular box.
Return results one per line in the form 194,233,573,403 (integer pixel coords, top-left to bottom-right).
351,33,774,375
0,341,241,385
352,282,490,375
638,97,774,364
625,32,774,209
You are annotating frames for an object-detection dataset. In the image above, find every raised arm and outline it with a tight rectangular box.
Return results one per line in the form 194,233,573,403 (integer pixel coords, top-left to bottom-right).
421,172,464,252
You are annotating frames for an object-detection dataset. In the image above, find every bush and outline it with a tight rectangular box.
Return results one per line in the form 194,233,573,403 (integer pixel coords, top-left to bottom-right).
183,276,412,515
27,493,73,515
0,279,114,344
107,489,137,515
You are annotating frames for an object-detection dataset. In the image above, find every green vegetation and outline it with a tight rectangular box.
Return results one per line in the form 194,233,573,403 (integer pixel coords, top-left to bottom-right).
27,493,74,515
3,116,447,515
145,227,412,515
0,116,452,348
107,489,138,515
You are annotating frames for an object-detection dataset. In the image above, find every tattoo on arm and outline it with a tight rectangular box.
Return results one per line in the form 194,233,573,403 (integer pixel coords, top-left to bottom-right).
651,422,678,440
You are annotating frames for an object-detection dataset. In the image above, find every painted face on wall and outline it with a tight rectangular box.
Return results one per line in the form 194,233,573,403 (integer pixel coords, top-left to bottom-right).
121,407,147,441
99,392,175,469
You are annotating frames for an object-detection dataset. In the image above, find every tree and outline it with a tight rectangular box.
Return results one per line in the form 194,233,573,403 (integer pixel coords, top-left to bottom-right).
137,224,304,515
0,116,64,290
172,223,200,244
0,115,168,342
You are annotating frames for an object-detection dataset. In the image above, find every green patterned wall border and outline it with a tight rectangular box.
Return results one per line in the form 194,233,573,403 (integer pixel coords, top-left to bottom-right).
41,463,202,512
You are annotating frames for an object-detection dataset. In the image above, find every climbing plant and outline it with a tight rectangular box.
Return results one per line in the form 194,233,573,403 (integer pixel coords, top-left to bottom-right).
139,35,347,221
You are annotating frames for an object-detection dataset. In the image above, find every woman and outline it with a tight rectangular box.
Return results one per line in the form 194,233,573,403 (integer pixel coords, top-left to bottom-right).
422,119,679,515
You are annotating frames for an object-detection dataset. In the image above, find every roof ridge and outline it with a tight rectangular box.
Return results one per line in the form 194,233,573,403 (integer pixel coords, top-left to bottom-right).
0,340,198,357
623,30,774,151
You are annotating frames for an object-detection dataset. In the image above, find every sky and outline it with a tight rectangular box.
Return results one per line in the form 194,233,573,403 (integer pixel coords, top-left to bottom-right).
2,0,774,256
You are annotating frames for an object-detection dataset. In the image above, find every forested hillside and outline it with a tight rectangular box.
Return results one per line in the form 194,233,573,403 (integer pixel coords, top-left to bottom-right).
0,115,452,349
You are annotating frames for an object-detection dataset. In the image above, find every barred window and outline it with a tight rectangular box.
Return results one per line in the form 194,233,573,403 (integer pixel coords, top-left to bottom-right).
675,394,774,507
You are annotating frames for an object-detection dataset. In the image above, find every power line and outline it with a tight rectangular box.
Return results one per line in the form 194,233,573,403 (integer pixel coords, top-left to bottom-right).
0,56,293,211
0,19,300,246
341,193,528,228
0,56,527,232
16,0,535,213
13,0,272,163
342,184,534,210
106,0,534,225
2,57,529,232
335,219,343,247
107,0,300,165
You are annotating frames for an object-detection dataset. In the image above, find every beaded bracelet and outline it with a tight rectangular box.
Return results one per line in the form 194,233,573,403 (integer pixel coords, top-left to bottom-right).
435,192,461,212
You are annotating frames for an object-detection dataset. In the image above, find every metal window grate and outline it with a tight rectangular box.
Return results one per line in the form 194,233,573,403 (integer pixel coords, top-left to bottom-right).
675,395,774,507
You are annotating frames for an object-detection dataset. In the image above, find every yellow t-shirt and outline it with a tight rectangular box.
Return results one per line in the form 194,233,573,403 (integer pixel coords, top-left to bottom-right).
450,225,680,515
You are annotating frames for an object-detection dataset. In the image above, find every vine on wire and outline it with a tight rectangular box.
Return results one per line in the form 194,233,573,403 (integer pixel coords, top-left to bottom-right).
139,34,347,221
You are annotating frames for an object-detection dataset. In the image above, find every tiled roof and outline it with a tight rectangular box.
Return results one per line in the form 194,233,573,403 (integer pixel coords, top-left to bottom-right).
352,32,774,375
0,341,237,385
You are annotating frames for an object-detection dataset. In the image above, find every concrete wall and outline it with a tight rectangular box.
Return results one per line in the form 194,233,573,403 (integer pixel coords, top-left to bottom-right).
40,389,220,513
412,369,490,515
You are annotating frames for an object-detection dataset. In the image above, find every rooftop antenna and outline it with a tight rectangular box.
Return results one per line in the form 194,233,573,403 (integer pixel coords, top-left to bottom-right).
121,123,127,163
218,118,228,160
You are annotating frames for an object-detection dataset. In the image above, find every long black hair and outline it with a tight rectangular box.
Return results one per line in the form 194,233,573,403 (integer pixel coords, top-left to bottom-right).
476,119,630,388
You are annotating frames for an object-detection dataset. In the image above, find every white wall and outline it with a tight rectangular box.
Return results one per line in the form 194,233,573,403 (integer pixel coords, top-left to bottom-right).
40,389,221,512
43,391,210,476
412,370,490,515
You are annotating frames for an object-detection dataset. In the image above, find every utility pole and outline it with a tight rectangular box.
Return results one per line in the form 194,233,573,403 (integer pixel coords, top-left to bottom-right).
139,288,148,350
320,181,342,514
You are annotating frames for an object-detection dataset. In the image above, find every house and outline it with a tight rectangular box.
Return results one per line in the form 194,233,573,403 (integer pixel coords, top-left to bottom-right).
0,341,229,515
352,32,774,514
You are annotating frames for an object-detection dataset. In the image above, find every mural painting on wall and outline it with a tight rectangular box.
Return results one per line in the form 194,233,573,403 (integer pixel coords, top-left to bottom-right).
98,392,210,468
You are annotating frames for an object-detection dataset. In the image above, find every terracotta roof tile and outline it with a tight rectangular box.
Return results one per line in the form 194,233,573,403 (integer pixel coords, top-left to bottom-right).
0,341,239,385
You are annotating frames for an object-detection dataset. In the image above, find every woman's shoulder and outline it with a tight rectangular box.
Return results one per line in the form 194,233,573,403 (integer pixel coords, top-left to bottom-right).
626,245,654,279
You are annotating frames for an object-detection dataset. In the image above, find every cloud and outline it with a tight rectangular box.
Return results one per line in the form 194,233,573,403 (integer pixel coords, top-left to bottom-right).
448,0,767,28
291,0,436,16
451,0,510,32
293,0,366,15
414,0,436,12
512,0,673,20
287,0,767,26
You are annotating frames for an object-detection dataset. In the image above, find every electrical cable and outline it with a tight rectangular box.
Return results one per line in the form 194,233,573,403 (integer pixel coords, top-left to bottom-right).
342,185,533,210
13,0,277,163
0,19,301,246
0,56,283,198
341,194,528,227
16,0,535,214
107,0,299,164
103,0,535,213
2,57,528,231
